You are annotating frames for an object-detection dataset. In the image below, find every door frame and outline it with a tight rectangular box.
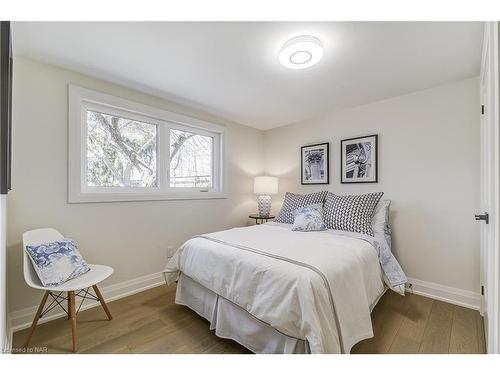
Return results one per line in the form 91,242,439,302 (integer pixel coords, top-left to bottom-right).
480,21,500,354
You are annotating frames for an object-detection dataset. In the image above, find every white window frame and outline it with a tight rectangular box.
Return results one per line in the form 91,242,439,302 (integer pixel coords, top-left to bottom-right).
68,85,226,203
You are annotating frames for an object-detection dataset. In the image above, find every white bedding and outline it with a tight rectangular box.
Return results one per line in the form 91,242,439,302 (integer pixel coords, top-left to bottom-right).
164,223,387,353
176,273,312,353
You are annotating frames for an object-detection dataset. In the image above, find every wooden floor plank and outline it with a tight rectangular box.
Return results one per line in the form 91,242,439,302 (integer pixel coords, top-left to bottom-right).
13,286,484,354
388,335,421,354
397,293,434,341
351,291,409,353
476,313,486,354
201,338,252,354
419,300,454,353
388,293,433,354
46,305,160,353
449,305,480,354
81,319,167,354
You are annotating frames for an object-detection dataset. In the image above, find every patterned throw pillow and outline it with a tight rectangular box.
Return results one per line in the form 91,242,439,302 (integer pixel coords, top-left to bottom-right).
323,192,384,236
275,191,328,224
25,239,91,287
292,204,327,232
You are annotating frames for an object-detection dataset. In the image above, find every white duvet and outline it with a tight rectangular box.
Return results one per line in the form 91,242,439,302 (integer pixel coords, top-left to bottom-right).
164,223,387,353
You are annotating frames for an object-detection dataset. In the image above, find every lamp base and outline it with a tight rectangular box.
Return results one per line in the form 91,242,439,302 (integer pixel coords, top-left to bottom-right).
257,195,272,217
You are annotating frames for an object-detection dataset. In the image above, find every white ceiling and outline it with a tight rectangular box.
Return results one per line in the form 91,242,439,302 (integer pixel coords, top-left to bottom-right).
12,22,483,130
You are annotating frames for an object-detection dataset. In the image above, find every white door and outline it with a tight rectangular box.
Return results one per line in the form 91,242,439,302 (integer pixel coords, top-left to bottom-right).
479,21,500,354
479,29,491,342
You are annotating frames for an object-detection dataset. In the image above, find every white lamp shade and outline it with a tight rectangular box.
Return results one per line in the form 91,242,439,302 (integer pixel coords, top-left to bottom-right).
254,176,278,195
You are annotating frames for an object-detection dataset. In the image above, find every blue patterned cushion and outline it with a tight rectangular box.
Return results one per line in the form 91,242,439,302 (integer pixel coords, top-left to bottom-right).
25,239,91,287
291,204,327,232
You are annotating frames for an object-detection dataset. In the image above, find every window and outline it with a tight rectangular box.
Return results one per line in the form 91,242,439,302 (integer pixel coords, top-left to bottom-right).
169,129,213,189
69,86,225,202
86,110,158,188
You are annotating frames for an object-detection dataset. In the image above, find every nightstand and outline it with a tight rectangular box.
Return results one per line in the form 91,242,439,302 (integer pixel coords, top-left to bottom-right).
249,214,275,225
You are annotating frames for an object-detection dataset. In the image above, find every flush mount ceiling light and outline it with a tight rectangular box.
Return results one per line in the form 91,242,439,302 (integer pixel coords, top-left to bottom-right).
279,35,324,69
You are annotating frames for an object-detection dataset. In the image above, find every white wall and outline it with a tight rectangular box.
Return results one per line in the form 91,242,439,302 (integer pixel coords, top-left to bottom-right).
7,57,264,313
264,77,480,293
7,58,480,316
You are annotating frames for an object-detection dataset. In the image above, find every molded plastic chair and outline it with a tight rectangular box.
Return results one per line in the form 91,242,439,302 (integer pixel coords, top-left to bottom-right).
22,228,114,352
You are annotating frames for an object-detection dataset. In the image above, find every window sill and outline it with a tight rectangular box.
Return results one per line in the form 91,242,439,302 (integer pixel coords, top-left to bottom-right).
68,191,228,203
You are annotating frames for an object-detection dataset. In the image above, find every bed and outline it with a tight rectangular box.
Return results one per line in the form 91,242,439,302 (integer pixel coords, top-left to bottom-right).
163,221,406,354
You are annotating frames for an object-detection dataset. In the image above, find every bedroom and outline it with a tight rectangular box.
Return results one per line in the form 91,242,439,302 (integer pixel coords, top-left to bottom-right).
1,1,499,372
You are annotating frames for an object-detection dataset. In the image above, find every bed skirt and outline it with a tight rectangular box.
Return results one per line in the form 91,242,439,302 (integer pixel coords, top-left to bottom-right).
176,273,311,354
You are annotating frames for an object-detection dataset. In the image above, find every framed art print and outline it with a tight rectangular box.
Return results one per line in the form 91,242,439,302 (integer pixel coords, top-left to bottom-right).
341,134,378,183
301,142,329,185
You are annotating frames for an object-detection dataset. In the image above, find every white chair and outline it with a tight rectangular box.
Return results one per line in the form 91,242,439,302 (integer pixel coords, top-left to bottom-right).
22,228,114,352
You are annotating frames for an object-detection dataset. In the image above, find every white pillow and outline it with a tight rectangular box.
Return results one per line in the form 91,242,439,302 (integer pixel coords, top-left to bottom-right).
372,199,390,237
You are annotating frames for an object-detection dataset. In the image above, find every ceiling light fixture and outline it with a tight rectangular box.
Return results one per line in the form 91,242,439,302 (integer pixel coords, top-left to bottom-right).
279,35,324,69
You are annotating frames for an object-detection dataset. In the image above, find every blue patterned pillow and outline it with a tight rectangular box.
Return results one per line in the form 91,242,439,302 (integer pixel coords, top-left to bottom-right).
25,239,91,287
291,204,327,232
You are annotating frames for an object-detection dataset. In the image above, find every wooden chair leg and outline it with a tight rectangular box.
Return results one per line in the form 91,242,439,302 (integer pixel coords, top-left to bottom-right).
92,285,112,320
68,291,77,353
23,291,50,348
67,292,71,320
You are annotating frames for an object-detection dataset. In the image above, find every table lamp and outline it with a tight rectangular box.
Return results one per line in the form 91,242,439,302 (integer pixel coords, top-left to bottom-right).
253,176,278,217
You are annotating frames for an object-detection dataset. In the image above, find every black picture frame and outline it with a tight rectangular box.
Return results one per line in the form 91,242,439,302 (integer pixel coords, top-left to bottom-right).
340,134,378,184
301,142,329,185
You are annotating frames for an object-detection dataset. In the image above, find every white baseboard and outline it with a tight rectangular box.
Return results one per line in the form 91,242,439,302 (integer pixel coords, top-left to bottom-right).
406,277,481,310
9,271,165,334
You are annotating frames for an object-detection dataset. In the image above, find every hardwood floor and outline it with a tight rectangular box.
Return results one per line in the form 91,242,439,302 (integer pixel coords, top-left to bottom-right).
351,290,486,354
13,284,485,354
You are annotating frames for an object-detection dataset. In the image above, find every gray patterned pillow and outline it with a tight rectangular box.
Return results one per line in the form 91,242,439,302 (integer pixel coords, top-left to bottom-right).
323,192,384,236
275,191,328,224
